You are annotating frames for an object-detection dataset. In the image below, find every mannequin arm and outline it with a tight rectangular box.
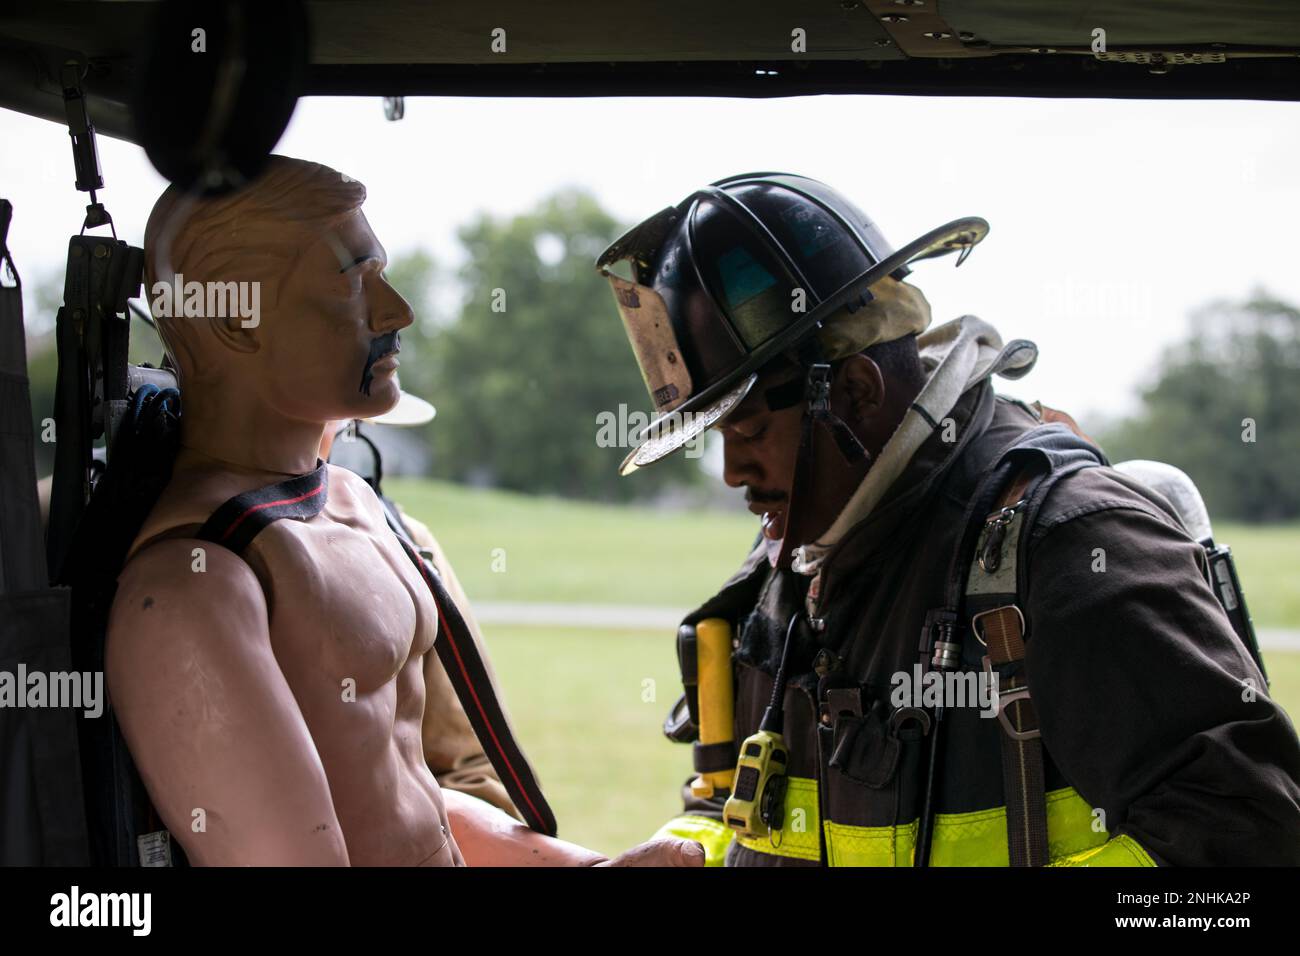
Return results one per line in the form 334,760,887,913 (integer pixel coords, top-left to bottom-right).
107,539,349,866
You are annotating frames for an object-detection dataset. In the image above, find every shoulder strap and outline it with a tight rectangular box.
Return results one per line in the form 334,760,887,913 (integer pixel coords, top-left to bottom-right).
195,461,329,550
967,469,1047,866
958,418,1108,866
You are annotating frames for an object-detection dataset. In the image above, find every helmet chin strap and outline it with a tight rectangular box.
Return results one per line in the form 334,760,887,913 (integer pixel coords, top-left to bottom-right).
776,339,872,570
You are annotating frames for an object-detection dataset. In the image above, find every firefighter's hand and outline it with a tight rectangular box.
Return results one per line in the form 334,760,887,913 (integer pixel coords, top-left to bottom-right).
595,837,705,867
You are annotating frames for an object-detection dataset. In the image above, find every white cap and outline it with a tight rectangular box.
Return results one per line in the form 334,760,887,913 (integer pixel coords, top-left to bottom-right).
368,390,436,427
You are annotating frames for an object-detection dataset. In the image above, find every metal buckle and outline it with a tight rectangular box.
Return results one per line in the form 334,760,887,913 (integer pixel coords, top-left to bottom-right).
970,604,1026,648
981,655,1041,741
978,500,1024,573
806,363,832,413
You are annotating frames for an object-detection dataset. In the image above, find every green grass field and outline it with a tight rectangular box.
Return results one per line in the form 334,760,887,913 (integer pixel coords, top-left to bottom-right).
386,477,758,608
388,478,1300,856
1214,522,1300,632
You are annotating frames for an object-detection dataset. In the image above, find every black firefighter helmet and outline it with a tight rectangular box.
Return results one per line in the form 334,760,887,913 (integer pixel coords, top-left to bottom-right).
596,172,988,474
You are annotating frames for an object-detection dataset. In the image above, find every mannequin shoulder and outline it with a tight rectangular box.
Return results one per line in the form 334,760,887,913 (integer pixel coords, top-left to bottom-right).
108,536,271,675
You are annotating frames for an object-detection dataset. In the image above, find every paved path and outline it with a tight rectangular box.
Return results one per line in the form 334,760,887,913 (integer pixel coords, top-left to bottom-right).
475,602,684,631
474,602,1300,651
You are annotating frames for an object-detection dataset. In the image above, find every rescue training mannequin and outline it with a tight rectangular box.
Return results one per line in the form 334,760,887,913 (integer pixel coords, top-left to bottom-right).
107,156,703,866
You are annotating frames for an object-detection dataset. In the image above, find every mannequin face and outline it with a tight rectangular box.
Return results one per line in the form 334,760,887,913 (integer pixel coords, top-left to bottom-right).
253,209,414,424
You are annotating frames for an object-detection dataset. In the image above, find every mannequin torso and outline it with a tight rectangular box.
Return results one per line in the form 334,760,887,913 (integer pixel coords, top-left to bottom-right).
111,454,461,866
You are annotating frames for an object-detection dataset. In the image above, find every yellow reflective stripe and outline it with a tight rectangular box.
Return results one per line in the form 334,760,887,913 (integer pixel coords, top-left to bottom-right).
828,786,1109,866
735,776,821,862
826,817,915,867
1050,833,1157,867
652,814,735,867
738,780,1112,866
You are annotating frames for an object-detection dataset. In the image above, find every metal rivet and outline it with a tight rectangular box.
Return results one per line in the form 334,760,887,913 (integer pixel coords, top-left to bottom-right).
923,31,952,39
93,244,108,258
881,14,908,23
893,0,924,5
809,617,826,633
958,31,976,41
874,38,893,46
71,245,83,258
1029,47,1057,54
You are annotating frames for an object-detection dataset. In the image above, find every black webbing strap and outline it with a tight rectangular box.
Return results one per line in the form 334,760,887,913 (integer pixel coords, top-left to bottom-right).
388,521,558,836
196,461,329,551
693,740,738,774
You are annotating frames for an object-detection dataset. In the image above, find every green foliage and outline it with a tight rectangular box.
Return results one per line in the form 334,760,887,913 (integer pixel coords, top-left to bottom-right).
399,189,703,501
1101,290,1300,522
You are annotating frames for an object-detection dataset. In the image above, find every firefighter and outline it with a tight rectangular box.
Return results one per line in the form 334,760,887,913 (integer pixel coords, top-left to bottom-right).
597,173,1300,866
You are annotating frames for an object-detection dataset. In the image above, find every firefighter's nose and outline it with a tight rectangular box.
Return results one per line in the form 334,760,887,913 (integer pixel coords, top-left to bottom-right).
721,432,762,489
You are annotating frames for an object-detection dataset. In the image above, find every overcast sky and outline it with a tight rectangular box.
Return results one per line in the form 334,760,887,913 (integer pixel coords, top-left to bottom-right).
3,93,1298,423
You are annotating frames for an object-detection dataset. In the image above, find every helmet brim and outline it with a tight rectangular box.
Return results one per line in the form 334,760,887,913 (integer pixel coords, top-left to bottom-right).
618,372,757,476
620,216,987,472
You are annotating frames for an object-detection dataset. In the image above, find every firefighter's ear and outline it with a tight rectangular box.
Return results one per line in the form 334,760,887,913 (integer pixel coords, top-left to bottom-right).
834,354,886,421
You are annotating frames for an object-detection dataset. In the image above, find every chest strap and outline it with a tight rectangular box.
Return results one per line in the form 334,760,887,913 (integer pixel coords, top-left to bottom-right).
197,462,557,838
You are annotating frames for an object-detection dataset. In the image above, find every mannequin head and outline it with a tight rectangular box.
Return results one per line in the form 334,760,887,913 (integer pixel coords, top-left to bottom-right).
144,156,413,425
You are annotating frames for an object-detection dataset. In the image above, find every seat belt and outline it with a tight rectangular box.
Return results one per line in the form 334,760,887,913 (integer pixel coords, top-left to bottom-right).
194,463,559,838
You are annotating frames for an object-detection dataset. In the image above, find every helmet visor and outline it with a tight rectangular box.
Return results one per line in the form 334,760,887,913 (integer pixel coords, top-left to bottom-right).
600,270,693,412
